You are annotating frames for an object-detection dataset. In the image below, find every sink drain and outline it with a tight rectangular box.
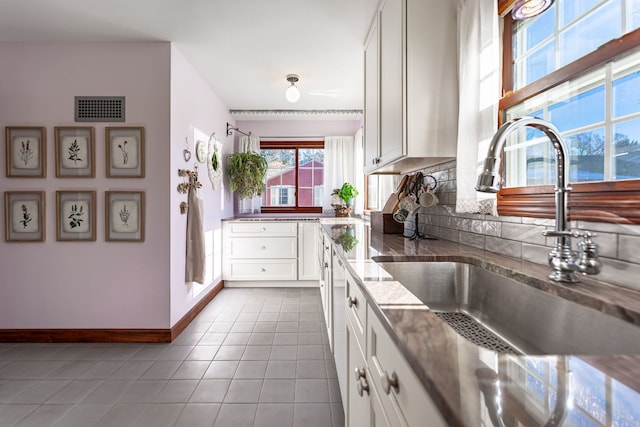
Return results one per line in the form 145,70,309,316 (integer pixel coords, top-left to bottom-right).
434,312,521,355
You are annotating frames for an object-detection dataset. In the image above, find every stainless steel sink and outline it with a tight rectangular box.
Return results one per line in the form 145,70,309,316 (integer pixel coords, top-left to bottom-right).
376,261,640,355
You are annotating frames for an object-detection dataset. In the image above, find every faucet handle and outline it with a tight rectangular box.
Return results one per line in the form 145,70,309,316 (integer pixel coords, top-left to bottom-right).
577,232,601,275
542,230,581,238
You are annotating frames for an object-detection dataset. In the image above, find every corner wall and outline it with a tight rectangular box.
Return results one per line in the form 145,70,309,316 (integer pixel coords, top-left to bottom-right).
169,45,235,327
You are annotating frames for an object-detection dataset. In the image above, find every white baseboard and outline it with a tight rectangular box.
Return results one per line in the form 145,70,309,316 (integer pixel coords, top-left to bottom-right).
223,280,319,288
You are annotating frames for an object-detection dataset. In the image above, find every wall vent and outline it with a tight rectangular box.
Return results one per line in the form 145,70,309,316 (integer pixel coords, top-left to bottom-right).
75,96,125,122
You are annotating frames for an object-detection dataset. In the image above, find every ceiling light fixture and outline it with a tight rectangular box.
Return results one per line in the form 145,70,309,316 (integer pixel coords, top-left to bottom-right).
512,0,554,20
285,74,300,103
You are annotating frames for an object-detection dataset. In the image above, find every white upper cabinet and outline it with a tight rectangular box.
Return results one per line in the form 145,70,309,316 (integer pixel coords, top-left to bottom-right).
364,0,459,174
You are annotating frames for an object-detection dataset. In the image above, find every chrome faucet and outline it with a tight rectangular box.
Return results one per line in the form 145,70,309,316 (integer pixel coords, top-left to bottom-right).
476,116,602,283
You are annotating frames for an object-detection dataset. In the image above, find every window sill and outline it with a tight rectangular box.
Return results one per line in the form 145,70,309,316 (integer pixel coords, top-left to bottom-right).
498,180,640,224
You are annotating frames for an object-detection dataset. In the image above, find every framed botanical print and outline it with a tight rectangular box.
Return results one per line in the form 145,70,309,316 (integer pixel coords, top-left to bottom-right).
54,126,95,177
105,191,145,242
56,190,96,241
5,126,46,177
106,127,145,178
4,191,45,242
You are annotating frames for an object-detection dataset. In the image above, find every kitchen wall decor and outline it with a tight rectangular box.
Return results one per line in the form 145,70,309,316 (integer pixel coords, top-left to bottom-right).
54,126,95,178
105,191,145,242
55,190,96,241
4,191,45,242
5,126,46,178
105,126,145,178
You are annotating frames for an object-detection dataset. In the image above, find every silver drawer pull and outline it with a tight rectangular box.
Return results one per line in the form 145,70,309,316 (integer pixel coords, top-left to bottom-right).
261,267,266,272
357,378,370,397
347,296,358,308
260,227,266,232
261,245,267,249
354,366,366,381
381,371,399,395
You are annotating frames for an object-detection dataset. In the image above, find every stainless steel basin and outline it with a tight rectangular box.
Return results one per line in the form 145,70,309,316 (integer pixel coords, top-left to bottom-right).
376,261,640,355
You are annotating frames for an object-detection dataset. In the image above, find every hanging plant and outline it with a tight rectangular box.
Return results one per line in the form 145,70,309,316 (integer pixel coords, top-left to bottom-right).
226,151,268,199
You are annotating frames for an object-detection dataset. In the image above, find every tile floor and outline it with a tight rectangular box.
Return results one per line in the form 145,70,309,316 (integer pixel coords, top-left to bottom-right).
0,287,344,427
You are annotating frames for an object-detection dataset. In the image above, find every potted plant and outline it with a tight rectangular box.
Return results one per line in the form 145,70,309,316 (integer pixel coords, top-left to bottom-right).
338,182,359,206
226,152,268,199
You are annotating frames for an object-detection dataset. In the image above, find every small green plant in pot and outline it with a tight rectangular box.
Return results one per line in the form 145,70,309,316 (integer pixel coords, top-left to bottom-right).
226,152,268,199
338,182,359,206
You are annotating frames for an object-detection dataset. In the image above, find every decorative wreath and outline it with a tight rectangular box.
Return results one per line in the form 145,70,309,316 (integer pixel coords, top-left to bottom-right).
207,132,223,190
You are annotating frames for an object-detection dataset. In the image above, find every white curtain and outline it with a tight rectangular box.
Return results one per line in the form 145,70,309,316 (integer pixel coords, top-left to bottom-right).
454,0,500,215
238,135,262,214
323,132,364,215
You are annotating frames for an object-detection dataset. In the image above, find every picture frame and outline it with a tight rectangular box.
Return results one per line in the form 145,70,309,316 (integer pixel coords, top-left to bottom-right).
106,127,145,178
105,191,145,242
4,191,45,242
5,126,46,177
56,190,96,241
54,126,95,177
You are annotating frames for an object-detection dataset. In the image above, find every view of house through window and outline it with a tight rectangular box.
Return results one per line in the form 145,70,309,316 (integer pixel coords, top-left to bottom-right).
260,141,324,212
502,0,640,191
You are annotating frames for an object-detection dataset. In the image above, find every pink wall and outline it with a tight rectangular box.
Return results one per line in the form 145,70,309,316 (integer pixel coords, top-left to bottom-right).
169,45,235,326
0,42,172,328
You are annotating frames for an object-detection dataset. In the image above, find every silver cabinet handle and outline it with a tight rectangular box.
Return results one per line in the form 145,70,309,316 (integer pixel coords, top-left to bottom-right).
324,262,329,268
381,371,399,395
354,366,366,381
261,245,267,249
260,227,266,232
357,378,370,397
347,296,358,308
261,267,266,272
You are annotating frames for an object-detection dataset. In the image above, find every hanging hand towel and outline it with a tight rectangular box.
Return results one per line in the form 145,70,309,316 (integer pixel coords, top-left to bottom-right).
185,185,205,284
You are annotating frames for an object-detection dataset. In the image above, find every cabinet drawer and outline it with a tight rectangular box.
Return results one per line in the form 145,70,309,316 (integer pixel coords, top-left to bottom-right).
225,221,297,236
367,306,446,427
224,259,297,281
346,271,367,353
227,237,297,259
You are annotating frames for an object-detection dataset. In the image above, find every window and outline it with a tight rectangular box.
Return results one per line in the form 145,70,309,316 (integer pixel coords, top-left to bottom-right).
499,0,640,223
365,174,402,211
260,141,324,213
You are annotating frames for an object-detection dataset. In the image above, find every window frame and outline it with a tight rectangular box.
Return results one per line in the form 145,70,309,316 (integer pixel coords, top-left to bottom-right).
259,140,324,214
498,1,640,224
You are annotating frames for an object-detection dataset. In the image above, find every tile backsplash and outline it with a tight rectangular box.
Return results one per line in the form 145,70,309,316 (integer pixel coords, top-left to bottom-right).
405,160,640,292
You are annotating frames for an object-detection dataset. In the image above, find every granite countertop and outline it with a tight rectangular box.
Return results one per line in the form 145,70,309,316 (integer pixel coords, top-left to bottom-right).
321,219,640,427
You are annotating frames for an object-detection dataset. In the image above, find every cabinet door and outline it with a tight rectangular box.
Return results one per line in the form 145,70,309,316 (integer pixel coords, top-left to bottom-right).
367,306,447,427
364,14,380,173
298,222,319,280
347,318,391,427
379,0,405,167
347,322,371,427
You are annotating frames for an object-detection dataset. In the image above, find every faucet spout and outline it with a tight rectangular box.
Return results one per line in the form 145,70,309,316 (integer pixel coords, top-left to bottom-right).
476,116,601,283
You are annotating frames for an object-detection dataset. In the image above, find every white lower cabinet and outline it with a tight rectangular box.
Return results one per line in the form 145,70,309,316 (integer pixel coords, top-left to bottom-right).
347,303,391,427
367,305,447,427
298,222,320,280
222,220,319,283
343,267,446,427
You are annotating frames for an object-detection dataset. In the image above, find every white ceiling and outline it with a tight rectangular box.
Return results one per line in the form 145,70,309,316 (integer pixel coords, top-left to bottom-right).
0,0,379,114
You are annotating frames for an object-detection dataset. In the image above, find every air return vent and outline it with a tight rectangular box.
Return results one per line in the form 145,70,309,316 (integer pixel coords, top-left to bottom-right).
75,96,125,122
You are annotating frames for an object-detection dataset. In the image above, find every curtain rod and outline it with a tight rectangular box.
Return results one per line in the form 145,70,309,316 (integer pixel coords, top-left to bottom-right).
260,136,325,140
226,122,251,137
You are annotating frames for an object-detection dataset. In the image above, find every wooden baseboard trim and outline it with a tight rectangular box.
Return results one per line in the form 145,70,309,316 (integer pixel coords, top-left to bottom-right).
0,280,224,343
170,280,224,341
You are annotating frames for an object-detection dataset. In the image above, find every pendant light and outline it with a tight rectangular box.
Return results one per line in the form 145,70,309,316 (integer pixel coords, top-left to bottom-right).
285,74,300,103
512,0,554,20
